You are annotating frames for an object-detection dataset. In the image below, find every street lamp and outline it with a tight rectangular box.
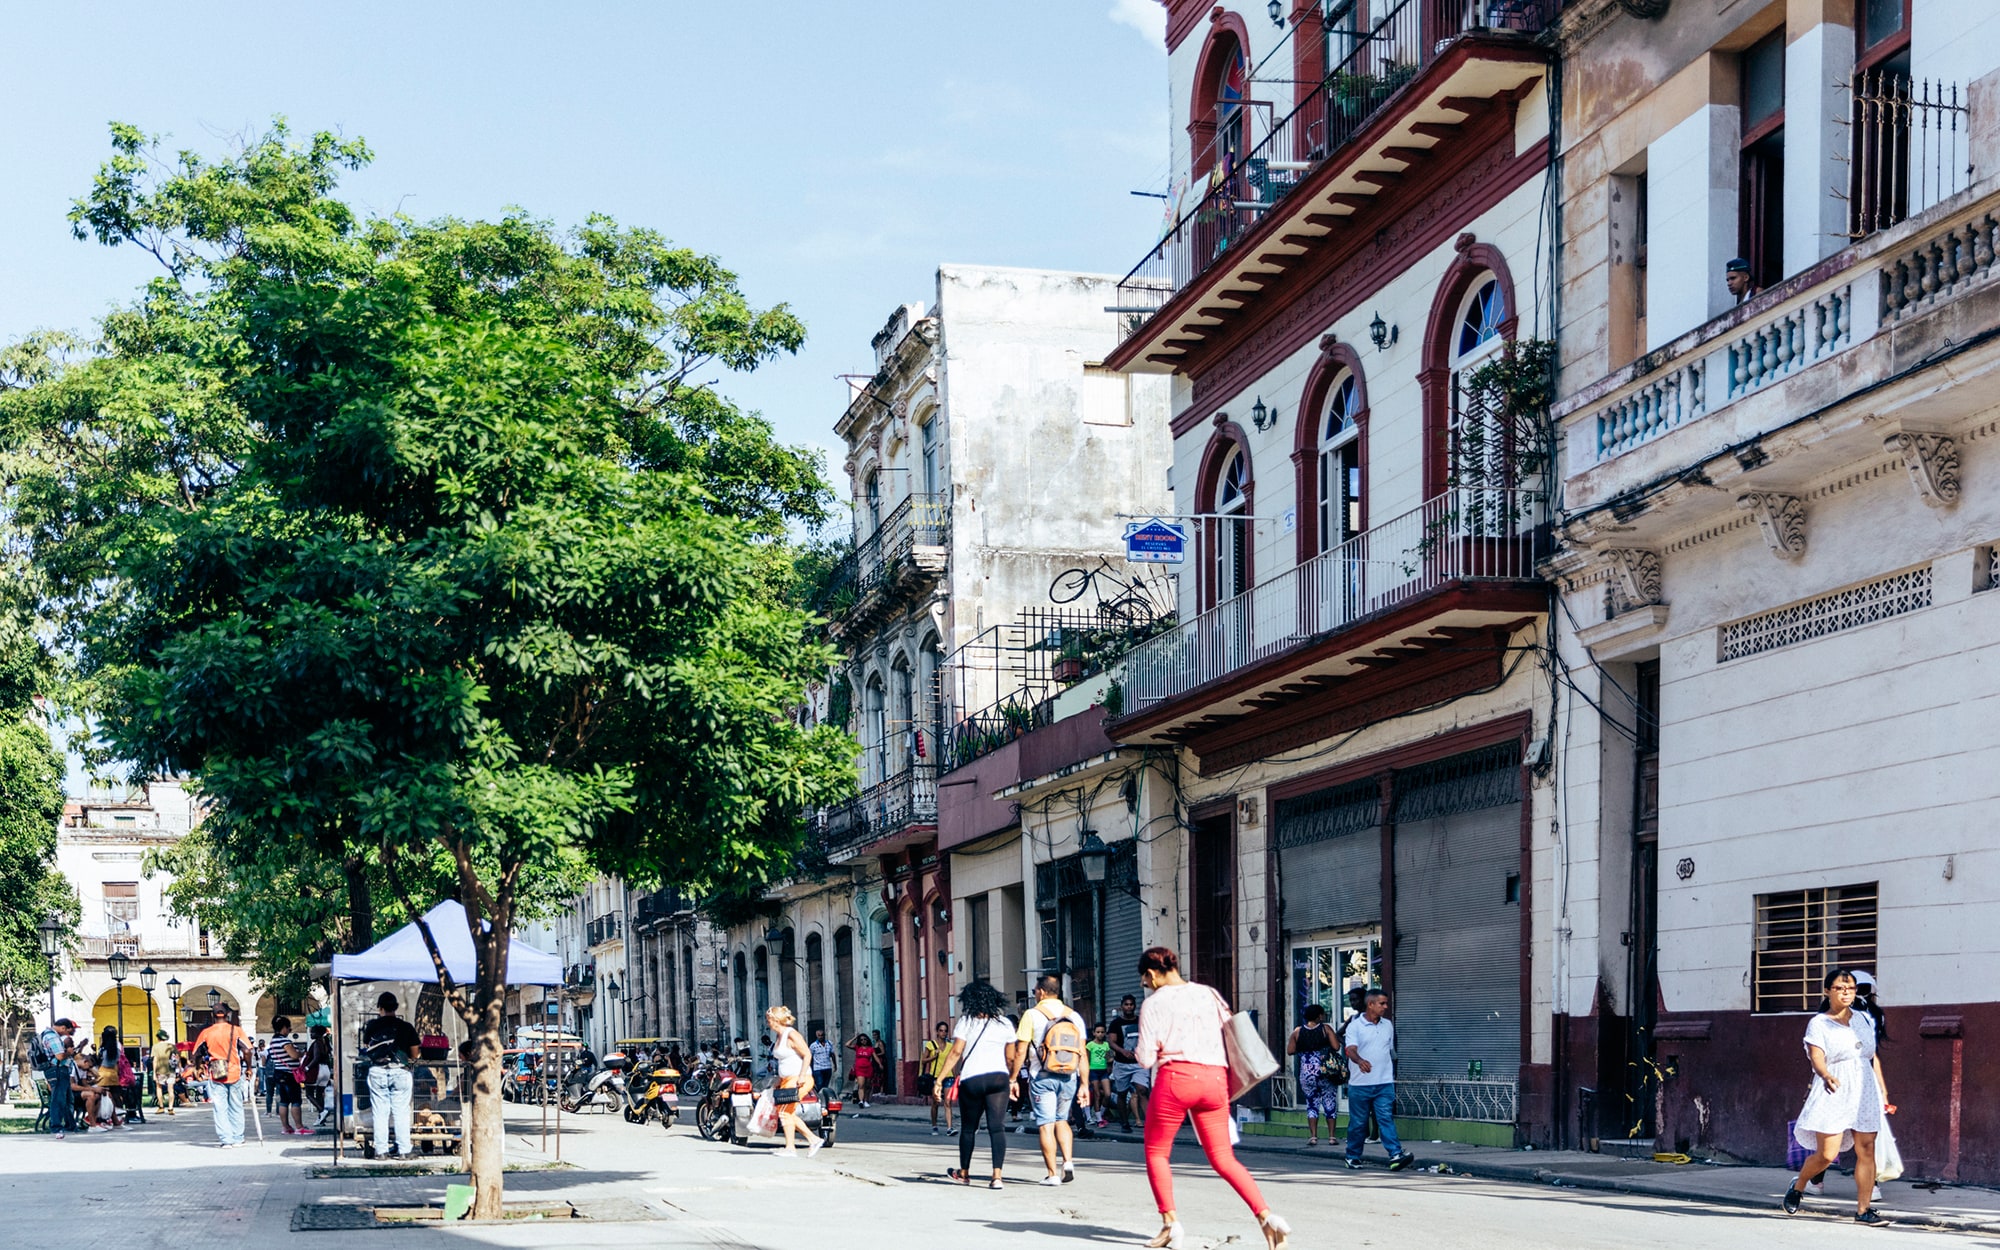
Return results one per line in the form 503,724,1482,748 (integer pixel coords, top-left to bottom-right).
36,914,60,1022
1077,830,1111,884
109,951,130,1056
166,977,183,1046
140,966,158,1062
604,975,621,1047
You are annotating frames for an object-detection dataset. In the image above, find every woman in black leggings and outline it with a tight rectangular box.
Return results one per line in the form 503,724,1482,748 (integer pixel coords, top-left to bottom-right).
940,979,1016,1189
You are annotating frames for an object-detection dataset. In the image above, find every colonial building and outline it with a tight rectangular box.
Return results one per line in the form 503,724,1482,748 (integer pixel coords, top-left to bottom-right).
728,265,1171,1092
50,779,268,1050
1551,0,2000,1180
1100,0,1561,1144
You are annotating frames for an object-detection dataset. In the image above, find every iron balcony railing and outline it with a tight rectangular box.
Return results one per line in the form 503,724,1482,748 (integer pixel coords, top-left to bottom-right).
1847,71,1970,241
585,911,623,947
1121,487,1546,712
812,492,950,621
817,764,938,857
1112,0,1554,337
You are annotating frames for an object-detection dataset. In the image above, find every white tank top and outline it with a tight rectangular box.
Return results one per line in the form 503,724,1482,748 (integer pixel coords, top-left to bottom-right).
774,1027,804,1079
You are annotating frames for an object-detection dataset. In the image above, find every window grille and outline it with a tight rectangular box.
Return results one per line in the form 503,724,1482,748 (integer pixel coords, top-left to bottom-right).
1753,883,1878,1013
1985,546,1999,591
1274,779,1381,849
1392,741,1523,823
1718,567,1931,662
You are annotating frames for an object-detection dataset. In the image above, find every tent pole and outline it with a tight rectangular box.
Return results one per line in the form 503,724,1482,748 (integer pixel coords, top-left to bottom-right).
332,980,342,1167
555,984,563,1163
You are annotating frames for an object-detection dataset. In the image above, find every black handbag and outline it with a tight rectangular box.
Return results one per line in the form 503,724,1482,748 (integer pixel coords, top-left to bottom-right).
772,1084,800,1105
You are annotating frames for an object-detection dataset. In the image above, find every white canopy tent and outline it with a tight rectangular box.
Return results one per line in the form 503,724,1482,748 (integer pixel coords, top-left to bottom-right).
328,900,564,1164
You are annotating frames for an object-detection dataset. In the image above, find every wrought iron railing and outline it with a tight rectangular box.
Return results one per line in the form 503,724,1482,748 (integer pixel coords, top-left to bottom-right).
815,764,939,858
1113,0,1553,331
1120,487,1546,712
585,911,623,947
1848,71,1970,241
941,687,1057,773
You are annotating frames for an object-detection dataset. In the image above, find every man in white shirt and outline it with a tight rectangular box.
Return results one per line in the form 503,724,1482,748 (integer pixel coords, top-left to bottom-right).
807,1029,836,1100
1342,989,1412,1171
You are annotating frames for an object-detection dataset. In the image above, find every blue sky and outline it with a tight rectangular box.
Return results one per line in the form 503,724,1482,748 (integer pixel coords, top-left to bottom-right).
2,1,1170,496
8,2,1170,794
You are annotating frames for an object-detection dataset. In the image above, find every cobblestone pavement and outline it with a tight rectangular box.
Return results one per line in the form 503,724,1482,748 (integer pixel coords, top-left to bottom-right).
2,1101,1994,1248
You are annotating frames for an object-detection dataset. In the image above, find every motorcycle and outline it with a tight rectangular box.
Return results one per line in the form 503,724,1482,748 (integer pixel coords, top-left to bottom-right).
727,1076,840,1148
560,1048,627,1114
620,1056,680,1128
688,1054,751,1142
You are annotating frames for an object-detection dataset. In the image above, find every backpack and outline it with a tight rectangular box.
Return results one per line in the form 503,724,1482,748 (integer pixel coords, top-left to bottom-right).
28,1031,52,1069
1037,1009,1088,1076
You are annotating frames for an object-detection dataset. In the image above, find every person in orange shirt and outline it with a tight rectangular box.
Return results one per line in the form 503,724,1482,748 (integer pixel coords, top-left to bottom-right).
192,1006,253,1148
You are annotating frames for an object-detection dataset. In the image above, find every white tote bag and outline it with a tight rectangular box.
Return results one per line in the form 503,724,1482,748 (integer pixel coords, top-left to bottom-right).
1215,989,1280,1102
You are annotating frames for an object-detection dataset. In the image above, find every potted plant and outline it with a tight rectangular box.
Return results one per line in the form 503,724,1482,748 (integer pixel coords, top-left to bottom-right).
1053,635,1088,683
1330,71,1381,120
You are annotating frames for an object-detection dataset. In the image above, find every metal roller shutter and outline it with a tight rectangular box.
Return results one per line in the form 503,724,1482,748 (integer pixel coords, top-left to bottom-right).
1101,888,1144,1021
1275,779,1382,935
1391,743,1522,1081
1391,806,1521,1079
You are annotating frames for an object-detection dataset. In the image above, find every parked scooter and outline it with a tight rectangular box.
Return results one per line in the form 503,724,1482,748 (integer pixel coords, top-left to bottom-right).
726,1076,840,1148
620,1055,680,1128
689,1054,752,1142
560,1048,627,1114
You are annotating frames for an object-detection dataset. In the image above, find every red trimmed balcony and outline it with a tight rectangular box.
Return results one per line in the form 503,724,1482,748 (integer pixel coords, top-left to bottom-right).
1106,0,1553,372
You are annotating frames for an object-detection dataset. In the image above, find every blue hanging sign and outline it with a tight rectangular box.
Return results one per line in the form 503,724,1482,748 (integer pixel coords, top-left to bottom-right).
1124,518,1188,564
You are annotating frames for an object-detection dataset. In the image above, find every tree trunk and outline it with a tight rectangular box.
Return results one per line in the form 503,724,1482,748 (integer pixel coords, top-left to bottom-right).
466,894,513,1220
467,984,508,1218
344,856,374,952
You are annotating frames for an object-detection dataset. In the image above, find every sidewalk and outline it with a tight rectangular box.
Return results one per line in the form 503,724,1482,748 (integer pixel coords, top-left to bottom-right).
844,1099,2000,1235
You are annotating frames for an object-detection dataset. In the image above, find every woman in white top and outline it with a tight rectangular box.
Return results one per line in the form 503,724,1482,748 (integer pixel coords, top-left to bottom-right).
1134,947,1290,1250
763,1006,823,1156
937,979,1016,1188
1782,970,1889,1224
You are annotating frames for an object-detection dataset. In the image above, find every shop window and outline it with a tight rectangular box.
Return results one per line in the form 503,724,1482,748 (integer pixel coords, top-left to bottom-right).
1753,883,1878,1013
1739,29,1786,291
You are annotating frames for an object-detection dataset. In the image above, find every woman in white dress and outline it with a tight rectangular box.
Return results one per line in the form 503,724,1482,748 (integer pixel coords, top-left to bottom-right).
1782,970,1889,1224
764,1006,824,1157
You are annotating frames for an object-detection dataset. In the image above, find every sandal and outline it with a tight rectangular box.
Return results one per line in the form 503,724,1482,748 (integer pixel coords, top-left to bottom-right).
946,1168,970,1185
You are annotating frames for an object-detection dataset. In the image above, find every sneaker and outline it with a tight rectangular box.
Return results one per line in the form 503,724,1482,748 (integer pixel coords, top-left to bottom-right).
1345,1159,1364,1170
1855,1210,1887,1226
1805,1178,1824,1196
1062,1162,1075,1184
1782,1185,1803,1215
1388,1152,1415,1171
1038,1175,1062,1187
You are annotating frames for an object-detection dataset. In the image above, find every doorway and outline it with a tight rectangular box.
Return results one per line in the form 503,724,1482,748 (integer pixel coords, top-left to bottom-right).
1190,812,1235,998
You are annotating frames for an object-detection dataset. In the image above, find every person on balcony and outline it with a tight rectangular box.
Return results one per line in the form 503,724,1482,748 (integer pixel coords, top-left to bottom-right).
1726,257,1760,305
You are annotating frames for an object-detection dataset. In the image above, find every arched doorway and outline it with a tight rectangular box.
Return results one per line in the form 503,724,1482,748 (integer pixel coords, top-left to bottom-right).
178,985,240,1036
92,986,156,1052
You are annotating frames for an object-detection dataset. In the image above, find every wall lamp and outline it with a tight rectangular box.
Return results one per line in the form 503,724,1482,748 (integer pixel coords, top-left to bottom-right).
1369,312,1399,351
1249,396,1280,432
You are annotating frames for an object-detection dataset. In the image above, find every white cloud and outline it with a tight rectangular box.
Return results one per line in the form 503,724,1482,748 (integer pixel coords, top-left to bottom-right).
1109,0,1165,47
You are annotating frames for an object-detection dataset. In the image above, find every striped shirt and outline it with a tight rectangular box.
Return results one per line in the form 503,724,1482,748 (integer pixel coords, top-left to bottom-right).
267,1033,303,1075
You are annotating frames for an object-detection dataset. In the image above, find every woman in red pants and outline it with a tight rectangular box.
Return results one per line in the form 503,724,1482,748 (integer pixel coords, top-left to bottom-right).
1135,947,1290,1250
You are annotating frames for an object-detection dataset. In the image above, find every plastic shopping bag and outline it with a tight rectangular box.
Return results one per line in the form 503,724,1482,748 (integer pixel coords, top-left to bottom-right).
749,1089,779,1137
1785,1121,1809,1171
1876,1116,1904,1182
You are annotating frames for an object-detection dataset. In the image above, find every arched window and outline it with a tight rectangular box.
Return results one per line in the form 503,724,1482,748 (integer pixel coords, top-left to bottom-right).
918,412,939,497
864,469,882,535
864,676,887,786
1214,443,1250,602
891,658,914,777
1190,25,1251,175
1317,373,1364,553
919,633,944,766
1450,275,1510,491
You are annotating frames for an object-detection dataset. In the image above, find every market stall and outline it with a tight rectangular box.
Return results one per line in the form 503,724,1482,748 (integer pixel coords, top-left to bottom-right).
328,900,561,1164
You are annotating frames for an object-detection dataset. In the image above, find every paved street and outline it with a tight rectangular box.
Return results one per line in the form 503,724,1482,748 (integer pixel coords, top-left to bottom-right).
4,1102,1995,1249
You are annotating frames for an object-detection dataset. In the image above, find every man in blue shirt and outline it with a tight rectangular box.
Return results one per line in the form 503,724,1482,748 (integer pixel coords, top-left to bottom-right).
38,1019,78,1137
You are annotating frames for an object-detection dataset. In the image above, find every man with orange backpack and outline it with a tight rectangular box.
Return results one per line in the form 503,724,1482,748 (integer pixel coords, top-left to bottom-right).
1008,974,1090,1186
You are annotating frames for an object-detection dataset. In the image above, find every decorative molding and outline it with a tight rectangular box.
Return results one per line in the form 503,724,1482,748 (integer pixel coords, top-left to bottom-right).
1886,431,1961,508
1603,548,1663,616
1736,492,1807,560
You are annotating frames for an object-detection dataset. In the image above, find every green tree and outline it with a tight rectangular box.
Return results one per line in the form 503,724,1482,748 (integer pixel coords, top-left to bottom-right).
0,598,79,1020
16,122,853,1212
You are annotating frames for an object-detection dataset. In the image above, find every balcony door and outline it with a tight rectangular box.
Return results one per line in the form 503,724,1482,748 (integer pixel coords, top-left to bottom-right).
1317,372,1364,627
1190,811,1236,1000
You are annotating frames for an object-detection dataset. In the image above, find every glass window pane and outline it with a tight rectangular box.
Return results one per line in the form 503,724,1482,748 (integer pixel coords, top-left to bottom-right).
1863,0,1903,49
1744,31,1785,129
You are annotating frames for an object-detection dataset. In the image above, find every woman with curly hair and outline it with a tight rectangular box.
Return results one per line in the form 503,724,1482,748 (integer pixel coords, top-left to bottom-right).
938,978,1016,1188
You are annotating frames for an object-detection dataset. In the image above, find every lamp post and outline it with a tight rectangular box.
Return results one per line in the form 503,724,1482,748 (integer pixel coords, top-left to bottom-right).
37,914,61,1023
604,975,620,1049
108,950,131,1059
166,977,183,1046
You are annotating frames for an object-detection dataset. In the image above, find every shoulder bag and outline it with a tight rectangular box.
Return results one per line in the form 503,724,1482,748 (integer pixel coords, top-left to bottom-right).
1214,988,1279,1102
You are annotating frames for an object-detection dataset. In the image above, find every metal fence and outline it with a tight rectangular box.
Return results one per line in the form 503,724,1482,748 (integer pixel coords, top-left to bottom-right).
1848,71,1971,241
1122,488,1545,712
1113,0,1553,327
816,765,939,858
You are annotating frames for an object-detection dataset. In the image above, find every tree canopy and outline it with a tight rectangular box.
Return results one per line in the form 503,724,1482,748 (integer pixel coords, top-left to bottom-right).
3,120,854,1210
